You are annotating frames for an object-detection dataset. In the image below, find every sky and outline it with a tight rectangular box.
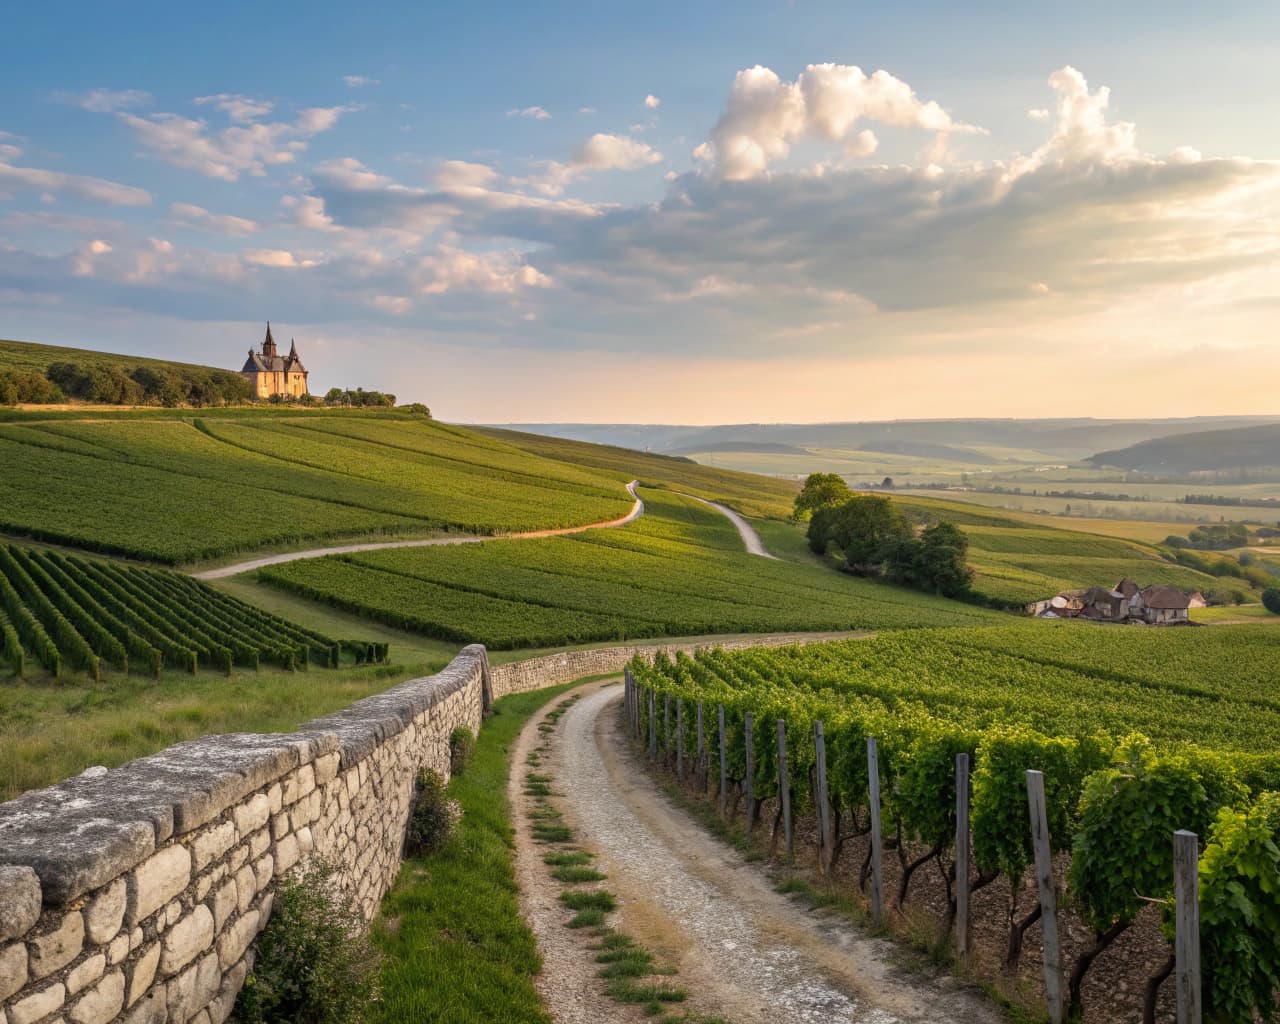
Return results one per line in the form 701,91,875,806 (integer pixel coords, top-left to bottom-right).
3,1,1280,423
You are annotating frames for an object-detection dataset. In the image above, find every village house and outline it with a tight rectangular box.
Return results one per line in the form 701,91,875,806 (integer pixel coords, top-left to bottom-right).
240,322,309,399
1031,579,1193,625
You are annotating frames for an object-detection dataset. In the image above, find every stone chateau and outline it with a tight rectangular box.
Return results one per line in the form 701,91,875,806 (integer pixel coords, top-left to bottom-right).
239,324,308,399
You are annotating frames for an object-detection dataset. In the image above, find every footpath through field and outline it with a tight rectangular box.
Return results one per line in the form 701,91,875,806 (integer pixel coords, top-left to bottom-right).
192,480,643,580
682,492,778,559
519,682,1000,1024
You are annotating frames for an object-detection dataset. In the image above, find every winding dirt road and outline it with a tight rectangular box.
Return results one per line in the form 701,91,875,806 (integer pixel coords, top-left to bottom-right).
517,682,1001,1024
192,480,643,580
684,493,778,559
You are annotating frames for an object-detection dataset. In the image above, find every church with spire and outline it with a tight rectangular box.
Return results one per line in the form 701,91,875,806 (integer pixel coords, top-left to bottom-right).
240,323,309,399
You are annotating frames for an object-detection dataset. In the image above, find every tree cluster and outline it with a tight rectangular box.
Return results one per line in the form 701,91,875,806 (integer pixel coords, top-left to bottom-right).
41,361,253,407
322,387,397,408
805,489,974,598
0,370,63,405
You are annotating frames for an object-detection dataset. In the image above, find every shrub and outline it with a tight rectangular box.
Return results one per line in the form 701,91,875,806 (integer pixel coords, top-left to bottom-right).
405,768,460,856
449,726,476,776
234,858,379,1024
1263,588,1280,615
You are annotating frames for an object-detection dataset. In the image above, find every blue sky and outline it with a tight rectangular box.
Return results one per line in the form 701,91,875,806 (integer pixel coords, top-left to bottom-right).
3,1,1279,421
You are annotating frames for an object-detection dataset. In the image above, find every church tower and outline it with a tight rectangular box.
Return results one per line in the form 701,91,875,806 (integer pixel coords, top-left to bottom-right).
261,322,278,362
239,322,309,398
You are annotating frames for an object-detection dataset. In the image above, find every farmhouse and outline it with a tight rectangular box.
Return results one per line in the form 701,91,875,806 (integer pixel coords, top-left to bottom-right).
1032,579,1193,625
240,322,309,398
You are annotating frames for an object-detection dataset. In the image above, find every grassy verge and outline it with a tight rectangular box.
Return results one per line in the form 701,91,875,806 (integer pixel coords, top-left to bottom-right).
371,682,581,1023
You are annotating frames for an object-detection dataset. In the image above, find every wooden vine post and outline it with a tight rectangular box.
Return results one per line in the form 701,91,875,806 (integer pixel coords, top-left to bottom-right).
663,694,671,763
648,689,657,761
814,720,833,875
955,752,971,966
1173,829,1202,1024
718,704,728,817
1027,769,1064,1024
744,712,756,831
777,719,793,858
867,736,884,925
696,701,706,789
676,699,685,779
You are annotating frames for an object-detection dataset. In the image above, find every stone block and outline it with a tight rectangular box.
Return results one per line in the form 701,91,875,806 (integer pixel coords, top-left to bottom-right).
122,987,167,1024
210,880,237,934
8,982,65,1024
106,931,130,966
247,830,269,860
227,846,248,873
127,847,191,926
269,814,288,842
0,941,28,1000
232,795,269,840
191,822,235,874
164,901,182,928
313,752,340,786
296,828,314,857
28,910,85,978
0,867,41,942
191,1011,211,1024
273,835,299,877
207,959,246,1024
66,951,106,995
232,867,256,915
266,784,282,815
215,910,259,972
68,969,124,1024
160,905,213,976
84,878,126,944
252,856,272,893
127,942,160,1007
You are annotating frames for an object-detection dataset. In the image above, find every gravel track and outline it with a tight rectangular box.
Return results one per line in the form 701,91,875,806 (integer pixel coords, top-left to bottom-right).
524,682,1002,1024
192,480,642,580
682,493,778,559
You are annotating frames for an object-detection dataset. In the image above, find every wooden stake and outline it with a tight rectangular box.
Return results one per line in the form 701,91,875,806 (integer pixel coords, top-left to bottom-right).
867,736,884,925
777,719,793,858
1174,829,1202,1024
955,752,971,966
663,694,671,762
676,699,685,778
744,712,756,831
718,704,727,816
814,721,832,874
648,689,657,761
1027,769,1064,1024
696,701,706,789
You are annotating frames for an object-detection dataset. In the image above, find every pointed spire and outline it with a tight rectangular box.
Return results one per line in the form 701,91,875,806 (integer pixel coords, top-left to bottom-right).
261,321,278,359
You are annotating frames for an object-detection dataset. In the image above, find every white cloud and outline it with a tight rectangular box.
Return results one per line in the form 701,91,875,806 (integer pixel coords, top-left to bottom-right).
644,94,661,109
242,248,315,268
697,62,981,180
434,159,500,190
1028,108,1050,121
118,103,352,181
0,159,151,206
281,194,336,231
1022,66,1137,169
169,201,259,236
844,129,879,158
506,106,551,120
573,133,662,171
194,94,274,123
578,107,597,115
53,88,151,113
343,75,380,88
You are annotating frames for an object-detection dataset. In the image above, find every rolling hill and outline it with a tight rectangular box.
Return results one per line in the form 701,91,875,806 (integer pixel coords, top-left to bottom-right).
1091,422,1280,473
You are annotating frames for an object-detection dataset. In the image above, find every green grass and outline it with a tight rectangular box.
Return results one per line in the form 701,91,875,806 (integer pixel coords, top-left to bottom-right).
257,488,1002,649
0,337,248,394
372,682,581,1024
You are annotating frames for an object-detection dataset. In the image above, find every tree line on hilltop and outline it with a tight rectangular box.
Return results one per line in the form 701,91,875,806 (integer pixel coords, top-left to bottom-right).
795,473,974,599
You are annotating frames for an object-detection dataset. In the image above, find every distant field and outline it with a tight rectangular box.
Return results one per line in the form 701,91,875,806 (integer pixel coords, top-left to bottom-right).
256,488,1002,649
481,427,799,520
0,337,241,382
0,413,633,563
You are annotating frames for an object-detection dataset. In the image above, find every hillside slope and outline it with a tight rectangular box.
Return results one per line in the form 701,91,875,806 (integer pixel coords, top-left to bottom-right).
1092,422,1280,472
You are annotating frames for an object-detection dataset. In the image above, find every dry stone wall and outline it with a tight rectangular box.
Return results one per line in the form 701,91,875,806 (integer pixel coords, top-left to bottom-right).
0,632,833,1024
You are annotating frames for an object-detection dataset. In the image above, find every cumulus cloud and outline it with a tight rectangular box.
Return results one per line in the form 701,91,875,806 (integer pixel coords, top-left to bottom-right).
53,88,151,113
242,248,315,268
0,159,151,206
343,75,379,88
433,159,500,190
194,94,274,123
573,133,662,171
644,94,661,109
695,62,981,180
281,194,336,231
118,102,353,181
506,106,551,120
168,201,259,235
1028,107,1050,121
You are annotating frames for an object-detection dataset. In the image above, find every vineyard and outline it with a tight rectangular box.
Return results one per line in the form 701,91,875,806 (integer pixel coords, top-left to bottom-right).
257,489,1003,648
627,632,1280,1022
0,544,381,680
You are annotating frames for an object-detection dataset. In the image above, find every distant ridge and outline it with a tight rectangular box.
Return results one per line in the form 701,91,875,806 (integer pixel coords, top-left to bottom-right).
1091,422,1280,473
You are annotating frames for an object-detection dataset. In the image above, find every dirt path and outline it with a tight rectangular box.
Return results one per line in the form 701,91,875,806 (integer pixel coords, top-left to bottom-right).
683,494,778,559
518,682,1002,1024
192,480,642,580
